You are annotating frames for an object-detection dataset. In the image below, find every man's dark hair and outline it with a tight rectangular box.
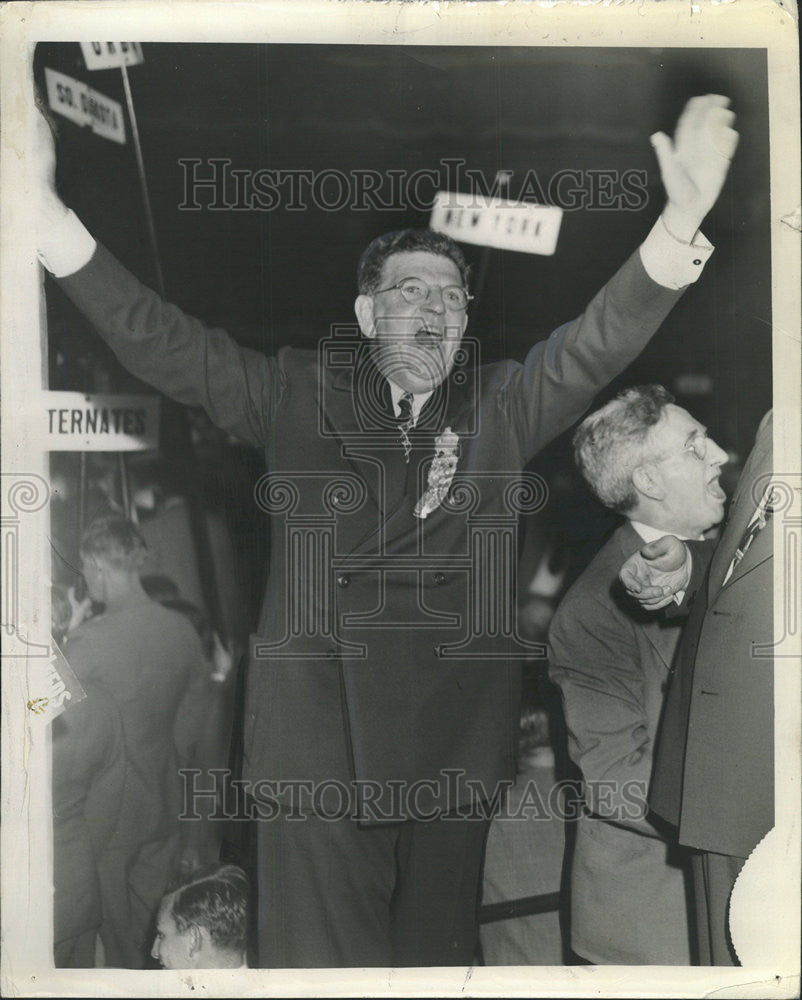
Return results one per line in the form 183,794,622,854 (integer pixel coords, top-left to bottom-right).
573,384,675,514
79,515,148,570
357,228,470,294
165,864,249,954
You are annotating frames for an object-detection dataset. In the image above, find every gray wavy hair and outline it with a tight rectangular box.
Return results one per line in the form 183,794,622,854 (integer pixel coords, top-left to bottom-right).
573,384,675,513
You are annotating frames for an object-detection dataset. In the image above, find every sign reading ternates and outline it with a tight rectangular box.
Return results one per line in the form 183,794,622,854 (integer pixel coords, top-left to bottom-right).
430,191,563,256
42,393,160,451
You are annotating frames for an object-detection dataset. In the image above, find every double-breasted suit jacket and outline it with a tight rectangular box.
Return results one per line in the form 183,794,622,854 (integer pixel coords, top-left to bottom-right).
58,240,687,819
549,522,692,964
650,413,774,859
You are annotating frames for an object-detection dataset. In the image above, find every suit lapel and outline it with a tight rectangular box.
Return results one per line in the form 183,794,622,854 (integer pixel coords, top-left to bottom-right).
323,359,398,516
722,515,773,590
355,369,475,555
394,370,474,522
617,523,680,673
709,412,773,596
325,358,474,556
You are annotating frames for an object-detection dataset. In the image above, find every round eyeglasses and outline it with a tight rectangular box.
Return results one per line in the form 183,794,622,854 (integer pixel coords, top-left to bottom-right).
654,431,710,464
374,276,474,312
682,432,710,461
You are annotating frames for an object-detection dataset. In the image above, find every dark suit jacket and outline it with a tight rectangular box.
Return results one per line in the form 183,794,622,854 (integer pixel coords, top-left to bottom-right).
52,682,125,948
58,242,686,818
650,413,774,859
549,522,692,964
64,599,209,846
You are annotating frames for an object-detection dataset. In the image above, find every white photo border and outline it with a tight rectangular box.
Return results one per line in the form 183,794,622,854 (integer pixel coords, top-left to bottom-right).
1,1,799,997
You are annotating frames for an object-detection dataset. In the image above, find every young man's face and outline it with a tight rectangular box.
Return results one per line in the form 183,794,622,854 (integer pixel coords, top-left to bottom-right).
644,404,729,537
355,250,469,394
151,899,196,970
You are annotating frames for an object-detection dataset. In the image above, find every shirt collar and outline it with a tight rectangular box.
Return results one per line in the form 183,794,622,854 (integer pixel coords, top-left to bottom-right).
629,519,701,543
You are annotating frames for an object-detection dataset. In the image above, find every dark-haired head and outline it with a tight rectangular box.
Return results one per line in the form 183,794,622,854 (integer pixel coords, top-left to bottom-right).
357,228,470,295
353,230,472,395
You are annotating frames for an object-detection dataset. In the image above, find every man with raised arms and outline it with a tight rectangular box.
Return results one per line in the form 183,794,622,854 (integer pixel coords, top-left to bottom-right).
34,93,737,967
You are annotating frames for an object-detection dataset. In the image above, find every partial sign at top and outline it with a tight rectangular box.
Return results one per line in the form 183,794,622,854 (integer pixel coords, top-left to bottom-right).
430,191,563,256
80,41,144,70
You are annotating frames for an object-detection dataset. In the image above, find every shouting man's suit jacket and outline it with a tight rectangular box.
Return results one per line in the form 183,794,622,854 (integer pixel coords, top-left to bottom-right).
650,412,774,859
549,522,692,964
57,241,688,819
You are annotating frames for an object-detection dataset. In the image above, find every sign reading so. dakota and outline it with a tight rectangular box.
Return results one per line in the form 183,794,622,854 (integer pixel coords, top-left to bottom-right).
430,191,563,256
43,393,160,451
44,68,126,144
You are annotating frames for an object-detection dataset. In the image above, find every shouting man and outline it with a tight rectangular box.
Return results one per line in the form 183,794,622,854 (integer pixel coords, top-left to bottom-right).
549,385,728,964
34,93,737,967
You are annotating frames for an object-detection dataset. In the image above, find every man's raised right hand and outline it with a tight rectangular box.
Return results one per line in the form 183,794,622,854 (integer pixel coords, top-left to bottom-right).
33,93,69,228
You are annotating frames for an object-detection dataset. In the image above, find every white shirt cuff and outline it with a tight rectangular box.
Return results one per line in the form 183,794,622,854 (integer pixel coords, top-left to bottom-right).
639,216,714,290
37,209,97,278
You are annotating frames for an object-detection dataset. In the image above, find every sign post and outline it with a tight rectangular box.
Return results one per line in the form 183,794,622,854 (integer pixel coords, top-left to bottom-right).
118,61,166,298
76,43,225,636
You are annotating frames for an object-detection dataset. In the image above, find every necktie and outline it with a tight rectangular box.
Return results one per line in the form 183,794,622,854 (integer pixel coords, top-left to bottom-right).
722,487,774,585
397,392,414,462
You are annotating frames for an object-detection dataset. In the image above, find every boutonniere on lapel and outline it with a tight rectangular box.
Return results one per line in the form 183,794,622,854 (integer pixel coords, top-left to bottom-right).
413,428,460,519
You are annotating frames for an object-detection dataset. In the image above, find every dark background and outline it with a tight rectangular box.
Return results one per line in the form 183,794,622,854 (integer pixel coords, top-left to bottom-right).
36,43,772,617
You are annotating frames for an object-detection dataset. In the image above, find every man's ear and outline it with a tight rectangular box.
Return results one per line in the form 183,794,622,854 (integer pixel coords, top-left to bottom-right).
86,554,105,581
354,294,376,339
632,464,664,502
187,923,203,957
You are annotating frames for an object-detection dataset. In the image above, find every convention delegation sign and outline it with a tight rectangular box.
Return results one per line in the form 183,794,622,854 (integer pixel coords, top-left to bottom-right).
42,392,160,451
79,41,145,71
430,190,563,255
44,67,126,145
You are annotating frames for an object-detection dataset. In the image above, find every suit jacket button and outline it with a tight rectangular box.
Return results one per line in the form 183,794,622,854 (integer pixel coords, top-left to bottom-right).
336,574,350,588
434,572,447,585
